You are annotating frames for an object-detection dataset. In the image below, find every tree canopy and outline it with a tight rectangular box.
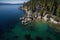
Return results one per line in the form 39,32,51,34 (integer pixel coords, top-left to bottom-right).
23,0,60,17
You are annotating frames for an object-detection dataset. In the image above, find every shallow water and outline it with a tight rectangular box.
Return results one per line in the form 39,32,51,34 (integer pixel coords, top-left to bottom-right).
0,4,60,40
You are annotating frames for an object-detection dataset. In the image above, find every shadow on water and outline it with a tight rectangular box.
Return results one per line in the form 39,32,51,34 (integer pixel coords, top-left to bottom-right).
25,34,33,40
0,22,17,39
0,13,21,39
47,26,60,40
36,36,43,40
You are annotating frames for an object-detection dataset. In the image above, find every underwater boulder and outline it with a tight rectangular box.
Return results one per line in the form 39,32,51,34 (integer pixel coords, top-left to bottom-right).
25,34,32,40
36,36,42,40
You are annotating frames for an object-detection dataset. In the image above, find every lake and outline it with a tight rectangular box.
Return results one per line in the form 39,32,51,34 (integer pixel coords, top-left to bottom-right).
0,5,25,30
0,5,60,40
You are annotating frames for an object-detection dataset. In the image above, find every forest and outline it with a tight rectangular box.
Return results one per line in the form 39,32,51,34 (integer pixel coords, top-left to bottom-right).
23,0,60,17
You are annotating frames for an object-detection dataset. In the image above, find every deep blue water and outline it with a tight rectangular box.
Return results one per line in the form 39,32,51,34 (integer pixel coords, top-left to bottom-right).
0,5,25,31
0,4,60,40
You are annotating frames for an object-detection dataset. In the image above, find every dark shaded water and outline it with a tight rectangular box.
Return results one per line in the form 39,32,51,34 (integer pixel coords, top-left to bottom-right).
0,4,25,37
0,5,60,40
0,5,25,29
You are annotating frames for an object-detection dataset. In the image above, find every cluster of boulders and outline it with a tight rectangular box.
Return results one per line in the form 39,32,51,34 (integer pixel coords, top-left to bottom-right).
20,5,60,25
20,15,33,25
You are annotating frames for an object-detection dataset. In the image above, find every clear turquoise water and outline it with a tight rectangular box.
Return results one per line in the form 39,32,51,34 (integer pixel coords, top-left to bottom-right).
0,5,60,40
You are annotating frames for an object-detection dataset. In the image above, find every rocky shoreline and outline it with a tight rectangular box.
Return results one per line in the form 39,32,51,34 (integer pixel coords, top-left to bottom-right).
20,7,60,25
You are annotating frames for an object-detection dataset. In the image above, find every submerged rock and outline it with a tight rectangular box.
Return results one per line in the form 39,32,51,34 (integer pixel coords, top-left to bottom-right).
6,38,10,40
25,34,31,40
36,36,43,40
47,37,51,40
14,36,19,38
29,26,36,31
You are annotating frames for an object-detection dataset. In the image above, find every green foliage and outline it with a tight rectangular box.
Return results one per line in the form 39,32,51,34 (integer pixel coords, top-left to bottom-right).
23,0,60,17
